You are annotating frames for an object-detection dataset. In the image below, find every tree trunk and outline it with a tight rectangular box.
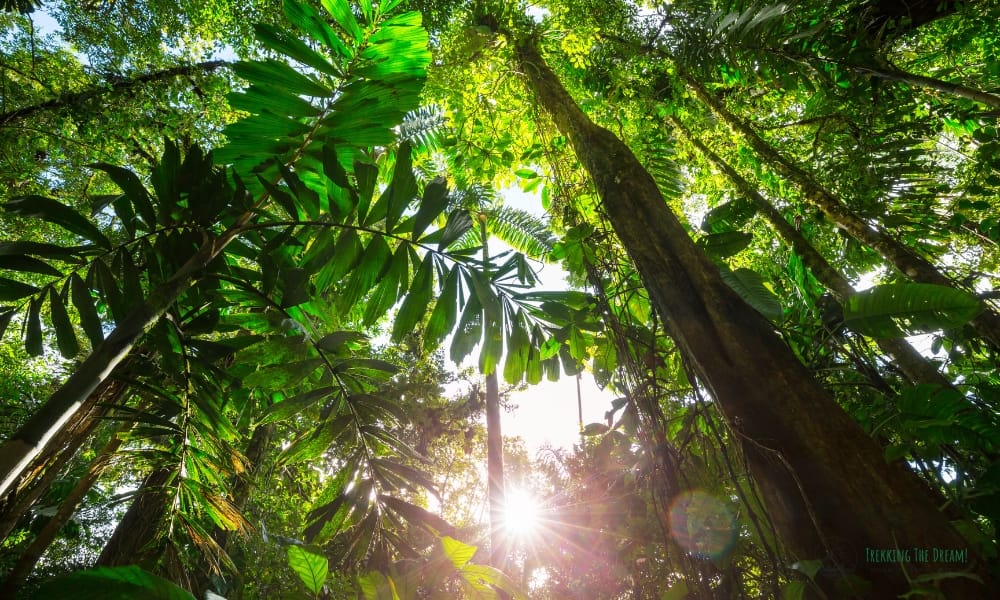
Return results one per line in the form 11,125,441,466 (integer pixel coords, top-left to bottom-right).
0,377,126,541
0,60,229,126
686,76,1000,350
672,118,952,388
96,466,174,568
0,230,235,497
484,370,506,568
480,219,508,570
515,38,990,597
1,428,125,591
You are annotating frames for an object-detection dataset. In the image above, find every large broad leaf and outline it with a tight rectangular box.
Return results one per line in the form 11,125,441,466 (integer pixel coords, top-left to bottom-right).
701,197,757,233
697,230,752,259
843,283,984,338
30,565,195,600
720,267,783,321
287,545,329,595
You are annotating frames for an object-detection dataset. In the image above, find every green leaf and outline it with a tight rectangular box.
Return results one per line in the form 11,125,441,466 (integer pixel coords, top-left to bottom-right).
283,0,352,60
89,163,157,229
30,565,195,600
287,545,329,595
321,0,363,42
0,254,61,277
392,253,433,342
363,247,408,326
259,387,336,424
413,178,449,239
316,330,367,354
424,265,460,351
243,359,324,389
0,311,14,342
701,197,757,233
233,60,330,97
49,285,79,358
381,495,455,535
254,23,342,77
438,210,473,250
70,273,104,348
0,277,39,301
25,295,42,356
440,536,477,569
318,228,363,291
720,267,783,321
781,580,807,600
697,230,752,259
5,196,111,249
843,283,984,338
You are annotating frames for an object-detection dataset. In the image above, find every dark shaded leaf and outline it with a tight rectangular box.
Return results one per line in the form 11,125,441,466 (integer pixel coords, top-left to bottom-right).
0,277,39,301
30,565,195,600
5,196,111,249
0,255,61,277
25,294,42,356
49,285,79,358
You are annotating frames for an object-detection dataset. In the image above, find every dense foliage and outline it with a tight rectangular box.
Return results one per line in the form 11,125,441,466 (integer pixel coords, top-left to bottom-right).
1,0,999,598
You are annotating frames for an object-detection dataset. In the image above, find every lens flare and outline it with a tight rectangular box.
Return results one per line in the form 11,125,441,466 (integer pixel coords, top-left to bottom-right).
669,489,737,559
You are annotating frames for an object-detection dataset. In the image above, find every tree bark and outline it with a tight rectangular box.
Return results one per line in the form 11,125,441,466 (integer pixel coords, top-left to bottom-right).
673,118,952,388
1,428,125,591
686,76,1000,350
0,60,229,127
515,38,989,597
480,220,508,570
96,466,174,568
0,377,126,541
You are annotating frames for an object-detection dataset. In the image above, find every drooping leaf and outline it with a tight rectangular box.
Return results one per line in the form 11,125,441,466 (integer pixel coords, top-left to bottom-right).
25,294,42,356
49,285,79,358
254,23,342,77
424,264,460,351
259,387,337,425
0,254,62,277
243,359,324,389
392,252,433,342
843,283,984,338
0,277,39,301
287,545,329,595
89,163,157,229
720,267,783,321
438,210,473,250
697,230,752,259
413,178,449,239
440,536,477,569
701,197,757,233
5,196,111,249
232,60,330,97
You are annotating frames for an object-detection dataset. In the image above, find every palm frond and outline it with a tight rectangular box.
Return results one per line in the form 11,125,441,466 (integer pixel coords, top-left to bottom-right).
487,205,556,259
398,105,446,153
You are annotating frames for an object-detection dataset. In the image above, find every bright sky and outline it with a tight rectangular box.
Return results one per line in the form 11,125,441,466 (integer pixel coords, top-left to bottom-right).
475,186,616,453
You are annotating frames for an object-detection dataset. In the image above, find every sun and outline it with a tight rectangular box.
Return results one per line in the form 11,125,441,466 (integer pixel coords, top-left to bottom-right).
502,487,541,539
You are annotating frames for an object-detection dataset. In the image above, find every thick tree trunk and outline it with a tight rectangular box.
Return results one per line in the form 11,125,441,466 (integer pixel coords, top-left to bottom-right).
96,466,174,568
515,39,989,597
673,118,952,388
0,377,127,541
0,232,232,497
1,430,125,591
686,77,1000,350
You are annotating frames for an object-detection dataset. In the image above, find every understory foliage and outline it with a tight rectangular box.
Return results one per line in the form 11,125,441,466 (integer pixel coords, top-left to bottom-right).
1,0,1000,598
